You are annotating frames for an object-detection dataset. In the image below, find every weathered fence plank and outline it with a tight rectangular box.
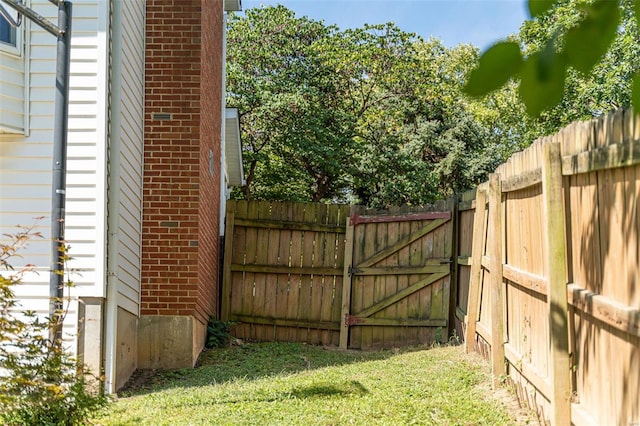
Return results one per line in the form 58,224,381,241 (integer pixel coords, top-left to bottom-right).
464,187,487,352
221,209,235,321
488,173,505,387
542,140,571,426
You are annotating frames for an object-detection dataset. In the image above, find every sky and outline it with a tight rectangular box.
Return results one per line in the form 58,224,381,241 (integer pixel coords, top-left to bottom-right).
240,0,530,51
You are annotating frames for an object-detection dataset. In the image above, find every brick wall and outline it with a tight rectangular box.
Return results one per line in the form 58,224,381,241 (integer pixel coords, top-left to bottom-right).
197,0,223,322
142,0,223,325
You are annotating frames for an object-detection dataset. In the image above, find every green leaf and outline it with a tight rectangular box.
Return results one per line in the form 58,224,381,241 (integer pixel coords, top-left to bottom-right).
632,72,640,115
463,41,523,97
564,0,620,74
528,0,559,18
635,0,640,21
518,50,566,117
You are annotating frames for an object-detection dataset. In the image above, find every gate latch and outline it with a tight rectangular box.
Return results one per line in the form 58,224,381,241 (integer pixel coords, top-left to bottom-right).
439,258,453,264
348,265,363,276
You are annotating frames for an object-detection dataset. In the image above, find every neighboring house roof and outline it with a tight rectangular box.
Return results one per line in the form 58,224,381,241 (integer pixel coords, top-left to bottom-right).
224,0,242,12
225,107,244,187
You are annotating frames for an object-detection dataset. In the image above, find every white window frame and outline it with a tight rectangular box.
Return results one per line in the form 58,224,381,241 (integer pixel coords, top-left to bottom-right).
0,4,28,136
0,5,23,56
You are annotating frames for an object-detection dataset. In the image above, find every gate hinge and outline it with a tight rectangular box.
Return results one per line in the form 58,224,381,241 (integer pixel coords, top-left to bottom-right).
440,258,453,264
348,265,363,276
345,314,364,326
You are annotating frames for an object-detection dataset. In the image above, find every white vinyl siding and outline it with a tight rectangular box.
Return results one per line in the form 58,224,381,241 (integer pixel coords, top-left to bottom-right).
0,0,108,318
108,0,144,315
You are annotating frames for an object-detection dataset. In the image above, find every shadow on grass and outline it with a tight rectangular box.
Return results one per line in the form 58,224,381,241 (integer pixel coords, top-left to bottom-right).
290,380,369,399
187,380,371,405
119,341,403,397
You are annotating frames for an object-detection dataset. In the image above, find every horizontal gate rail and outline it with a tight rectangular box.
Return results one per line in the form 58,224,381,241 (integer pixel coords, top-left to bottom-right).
234,218,346,233
345,316,446,327
350,210,450,225
230,264,343,276
351,263,449,276
231,315,341,331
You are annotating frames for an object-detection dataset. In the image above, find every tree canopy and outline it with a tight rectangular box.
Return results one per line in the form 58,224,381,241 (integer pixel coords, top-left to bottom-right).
465,0,640,121
227,2,638,207
226,6,497,207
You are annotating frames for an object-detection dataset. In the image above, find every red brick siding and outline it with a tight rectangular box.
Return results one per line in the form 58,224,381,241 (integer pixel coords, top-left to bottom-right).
142,0,223,324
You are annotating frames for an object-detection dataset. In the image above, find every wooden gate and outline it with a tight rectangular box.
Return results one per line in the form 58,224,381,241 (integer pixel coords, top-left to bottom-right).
339,203,454,349
221,200,455,349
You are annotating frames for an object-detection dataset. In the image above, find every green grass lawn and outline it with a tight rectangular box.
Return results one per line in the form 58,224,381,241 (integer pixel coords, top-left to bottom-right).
94,342,530,425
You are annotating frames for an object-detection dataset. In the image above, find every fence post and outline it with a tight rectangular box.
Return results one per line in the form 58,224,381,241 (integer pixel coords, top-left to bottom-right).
339,208,356,349
221,206,235,321
542,140,571,426
465,187,487,353
447,196,459,339
488,173,505,387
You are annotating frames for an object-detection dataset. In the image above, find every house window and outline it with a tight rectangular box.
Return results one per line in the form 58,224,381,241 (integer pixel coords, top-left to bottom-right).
0,15,17,47
0,10,24,134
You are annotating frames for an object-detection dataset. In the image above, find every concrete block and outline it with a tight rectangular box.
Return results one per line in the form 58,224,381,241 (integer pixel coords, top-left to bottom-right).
115,308,138,390
138,315,206,369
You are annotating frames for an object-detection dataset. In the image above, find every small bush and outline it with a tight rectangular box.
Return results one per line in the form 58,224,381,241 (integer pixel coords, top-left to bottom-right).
205,317,235,348
0,223,108,425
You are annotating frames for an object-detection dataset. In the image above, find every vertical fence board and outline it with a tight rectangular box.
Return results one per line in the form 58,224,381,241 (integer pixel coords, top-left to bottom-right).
264,203,280,340
308,205,323,345
394,215,411,345
221,208,235,321
349,207,365,348
360,222,378,349
246,201,261,339
489,173,506,387
329,205,346,346
465,188,487,352
233,201,250,338
430,215,446,343
252,202,271,341
443,198,456,339
542,141,571,425
284,203,303,341
274,202,292,341
385,210,400,346
370,221,387,348
339,212,355,349
623,110,639,310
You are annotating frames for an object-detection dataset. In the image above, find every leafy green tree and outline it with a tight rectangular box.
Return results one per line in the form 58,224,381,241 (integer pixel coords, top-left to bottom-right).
227,6,350,202
465,0,640,122
227,7,497,206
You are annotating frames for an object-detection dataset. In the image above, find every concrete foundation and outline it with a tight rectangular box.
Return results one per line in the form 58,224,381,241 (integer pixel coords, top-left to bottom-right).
115,307,138,390
137,315,206,369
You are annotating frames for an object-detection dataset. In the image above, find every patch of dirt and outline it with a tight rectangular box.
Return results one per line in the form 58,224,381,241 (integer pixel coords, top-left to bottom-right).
486,379,541,425
117,369,163,395
463,348,540,425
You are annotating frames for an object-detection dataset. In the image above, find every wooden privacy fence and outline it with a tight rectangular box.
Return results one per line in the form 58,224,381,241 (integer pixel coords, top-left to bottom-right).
221,200,455,350
221,201,349,346
458,109,640,426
